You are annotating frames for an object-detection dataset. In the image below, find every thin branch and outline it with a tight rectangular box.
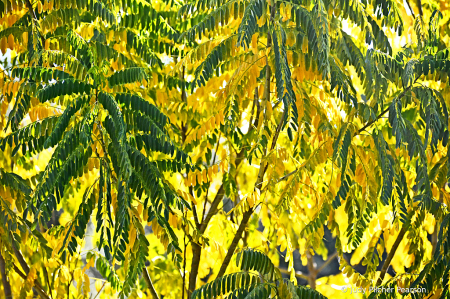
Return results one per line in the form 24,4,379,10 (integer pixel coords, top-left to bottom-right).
182,228,187,299
316,252,338,274
12,264,50,299
416,0,423,16
376,225,407,286
248,88,258,129
216,208,253,278
199,184,225,234
201,131,222,222
93,281,106,299
11,239,50,298
306,251,317,289
191,198,201,229
405,0,416,18
278,268,309,281
143,267,160,299
356,106,390,135
42,266,54,299
216,3,278,278
356,82,417,136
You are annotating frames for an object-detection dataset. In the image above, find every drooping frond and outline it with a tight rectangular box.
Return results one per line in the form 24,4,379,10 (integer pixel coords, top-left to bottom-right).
44,96,88,148
373,131,394,206
236,248,279,280
272,23,297,129
38,79,92,102
236,0,264,49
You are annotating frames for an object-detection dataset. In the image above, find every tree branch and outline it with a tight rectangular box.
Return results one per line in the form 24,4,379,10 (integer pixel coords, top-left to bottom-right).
191,194,201,229
417,0,423,16
356,83,416,136
405,0,416,18
306,250,317,289
199,184,225,234
316,252,338,274
0,253,12,299
356,106,390,135
278,268,310,281
143,267,160,299
376,225,407,286
12,263,50,299
216,2,278,278
11,239,49,299
188,242,202,299
216,208,253,278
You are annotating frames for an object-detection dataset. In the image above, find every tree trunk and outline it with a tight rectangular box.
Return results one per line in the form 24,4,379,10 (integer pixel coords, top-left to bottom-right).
188,242,202,299
306,251,317,289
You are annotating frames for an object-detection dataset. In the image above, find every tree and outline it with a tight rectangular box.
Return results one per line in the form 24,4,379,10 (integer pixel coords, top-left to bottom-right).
0,0,450,298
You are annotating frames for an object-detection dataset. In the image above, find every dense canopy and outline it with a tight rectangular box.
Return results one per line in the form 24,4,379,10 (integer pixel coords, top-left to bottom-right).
0,0,450,298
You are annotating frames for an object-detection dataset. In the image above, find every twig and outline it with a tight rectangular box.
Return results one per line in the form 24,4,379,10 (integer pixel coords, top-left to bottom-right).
316,252,338,274
405,0,416,18
92,281,106,299
143,267,160,299
356,82,416,136
279,268,309,281
201,131,222,222
43,266,54,299
417,0,423,16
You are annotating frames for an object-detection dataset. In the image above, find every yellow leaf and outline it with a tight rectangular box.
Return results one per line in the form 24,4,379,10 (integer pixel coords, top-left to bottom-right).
137,202,143,216
74,268,82,285
189,192,197,205
1,37,7,54
83,274,90,293
7,34,14,50
215,112,221,126
202,169,208,182
59,265,71,283
247,193,254,208
251,33,258,54
197,171,202,185
207,167,213,181
95,280,103,292
88,256,95,268
129,226,137,249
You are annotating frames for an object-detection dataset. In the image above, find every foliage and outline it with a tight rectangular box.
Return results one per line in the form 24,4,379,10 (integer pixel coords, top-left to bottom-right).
0,0,450,298
192,248,326,299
